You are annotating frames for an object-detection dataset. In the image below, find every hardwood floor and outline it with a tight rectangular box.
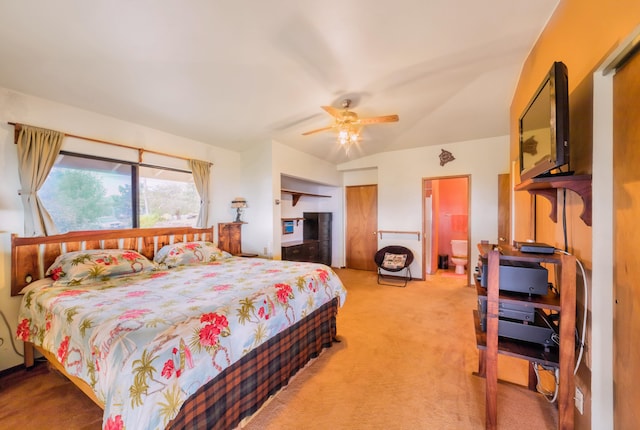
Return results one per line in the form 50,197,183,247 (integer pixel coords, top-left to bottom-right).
0,360,102,429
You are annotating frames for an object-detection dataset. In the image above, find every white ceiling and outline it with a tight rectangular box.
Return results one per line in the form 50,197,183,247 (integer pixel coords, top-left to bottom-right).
0,1,558,164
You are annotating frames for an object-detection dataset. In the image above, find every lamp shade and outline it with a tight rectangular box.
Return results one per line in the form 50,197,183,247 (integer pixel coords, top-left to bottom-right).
231,197,247,208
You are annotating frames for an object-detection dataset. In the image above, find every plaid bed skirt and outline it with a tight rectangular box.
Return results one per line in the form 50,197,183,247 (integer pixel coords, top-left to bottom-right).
167,297,339,429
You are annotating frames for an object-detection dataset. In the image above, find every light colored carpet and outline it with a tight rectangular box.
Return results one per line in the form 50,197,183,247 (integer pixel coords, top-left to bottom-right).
242,269,558,430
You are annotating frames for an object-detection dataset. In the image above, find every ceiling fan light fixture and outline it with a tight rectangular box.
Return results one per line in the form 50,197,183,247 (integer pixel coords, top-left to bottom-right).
303,99,397,150
337,125,358,145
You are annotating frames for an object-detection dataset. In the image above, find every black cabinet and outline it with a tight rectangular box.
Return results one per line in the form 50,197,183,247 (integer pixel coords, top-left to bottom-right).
281,212,332,266
303,212,332,266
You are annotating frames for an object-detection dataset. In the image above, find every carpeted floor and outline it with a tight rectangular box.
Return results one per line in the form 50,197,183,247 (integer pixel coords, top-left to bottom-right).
243,269,558,429
0,268,558,429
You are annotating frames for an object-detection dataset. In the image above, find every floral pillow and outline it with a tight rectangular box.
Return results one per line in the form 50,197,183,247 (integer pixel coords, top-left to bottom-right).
46,249,156,286
382,253,407,270
153,241,232,268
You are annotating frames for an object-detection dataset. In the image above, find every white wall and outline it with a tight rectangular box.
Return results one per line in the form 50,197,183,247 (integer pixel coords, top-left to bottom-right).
339,136,510,279
0,87,242,371
239,141,275,256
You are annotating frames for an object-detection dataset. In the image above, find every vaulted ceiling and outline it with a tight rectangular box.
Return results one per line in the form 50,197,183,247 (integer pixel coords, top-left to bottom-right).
0,1,558,164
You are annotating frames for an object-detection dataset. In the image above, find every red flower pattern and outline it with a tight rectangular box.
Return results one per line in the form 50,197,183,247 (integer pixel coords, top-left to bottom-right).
104,414,124,430
316,269,329,282
198,312,229,347
275,283,293,304
49,266,64,280
161,359,175,378
121,251,140,261
57,336,70,363
16,318,30,341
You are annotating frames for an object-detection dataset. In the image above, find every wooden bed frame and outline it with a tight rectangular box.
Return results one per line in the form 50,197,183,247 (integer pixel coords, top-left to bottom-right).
11,226,216,297
11,226,340,428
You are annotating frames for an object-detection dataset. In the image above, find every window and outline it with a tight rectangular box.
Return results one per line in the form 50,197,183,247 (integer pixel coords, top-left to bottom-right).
138,166,200,228
40,152,200,233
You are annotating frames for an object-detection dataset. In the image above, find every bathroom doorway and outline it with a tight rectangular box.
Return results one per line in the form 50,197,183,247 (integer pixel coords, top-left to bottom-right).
422,175,470,280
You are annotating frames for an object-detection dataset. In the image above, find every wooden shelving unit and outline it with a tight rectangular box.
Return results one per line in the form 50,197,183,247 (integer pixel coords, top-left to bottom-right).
476,244,576,430
281,189,331,206
515,174,592,226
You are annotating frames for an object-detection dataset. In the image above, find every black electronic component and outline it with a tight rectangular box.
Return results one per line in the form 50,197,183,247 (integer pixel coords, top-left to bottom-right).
478,257,549,295
477,295,535,327
516,242,556,254
479,308,558,349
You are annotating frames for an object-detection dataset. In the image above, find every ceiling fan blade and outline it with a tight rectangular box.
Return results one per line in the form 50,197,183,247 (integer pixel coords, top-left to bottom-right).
302,126,334,136
358,114,399,125
321,106,342,118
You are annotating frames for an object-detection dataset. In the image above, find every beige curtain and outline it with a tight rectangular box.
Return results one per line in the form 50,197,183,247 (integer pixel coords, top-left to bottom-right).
16,125,64,236
188,159,211,228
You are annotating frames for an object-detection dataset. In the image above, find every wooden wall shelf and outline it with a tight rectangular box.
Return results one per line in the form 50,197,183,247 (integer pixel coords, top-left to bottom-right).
514,174,592,226
281,189,331,206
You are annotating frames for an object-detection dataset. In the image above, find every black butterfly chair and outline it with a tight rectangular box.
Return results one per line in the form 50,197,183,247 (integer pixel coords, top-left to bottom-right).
374,246,414,287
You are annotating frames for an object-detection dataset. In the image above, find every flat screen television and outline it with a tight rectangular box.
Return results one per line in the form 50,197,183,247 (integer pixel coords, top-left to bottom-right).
518,61,570,181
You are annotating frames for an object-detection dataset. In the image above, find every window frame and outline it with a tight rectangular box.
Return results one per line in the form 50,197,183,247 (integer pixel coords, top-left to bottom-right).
44,150,196,231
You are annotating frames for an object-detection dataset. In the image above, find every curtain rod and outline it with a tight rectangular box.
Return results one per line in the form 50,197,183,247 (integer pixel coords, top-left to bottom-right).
8,122,212,165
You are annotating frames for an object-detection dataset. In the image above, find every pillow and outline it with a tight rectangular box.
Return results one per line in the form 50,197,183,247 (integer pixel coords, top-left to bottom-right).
19,278,54,295
46,249,156,286
154,241,232,268
381,253,407,270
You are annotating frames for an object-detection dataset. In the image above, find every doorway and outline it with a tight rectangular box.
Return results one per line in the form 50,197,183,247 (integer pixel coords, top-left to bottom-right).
423,176,470,279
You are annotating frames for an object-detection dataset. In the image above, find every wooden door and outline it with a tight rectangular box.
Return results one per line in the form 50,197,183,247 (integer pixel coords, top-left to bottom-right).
497,173,511,247
346,185,378,271
613,46,640,429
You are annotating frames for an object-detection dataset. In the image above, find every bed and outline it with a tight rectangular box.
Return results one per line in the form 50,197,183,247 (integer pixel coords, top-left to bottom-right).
11,227,347,429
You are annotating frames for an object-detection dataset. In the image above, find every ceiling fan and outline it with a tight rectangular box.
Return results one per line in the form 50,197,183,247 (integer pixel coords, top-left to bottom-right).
302,99,399,145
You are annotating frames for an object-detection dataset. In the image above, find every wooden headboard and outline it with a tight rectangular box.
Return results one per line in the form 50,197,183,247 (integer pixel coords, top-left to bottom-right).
11,226,216,296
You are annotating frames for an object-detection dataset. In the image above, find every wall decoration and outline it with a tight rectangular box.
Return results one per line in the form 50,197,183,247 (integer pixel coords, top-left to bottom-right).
439,149,455,166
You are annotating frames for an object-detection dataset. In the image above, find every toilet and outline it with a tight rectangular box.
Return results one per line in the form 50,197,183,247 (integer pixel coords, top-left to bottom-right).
450,239,468,275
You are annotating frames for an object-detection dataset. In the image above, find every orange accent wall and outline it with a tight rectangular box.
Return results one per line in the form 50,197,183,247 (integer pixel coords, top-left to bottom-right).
436,177,468,259
512,0,640,243
511,1,640,428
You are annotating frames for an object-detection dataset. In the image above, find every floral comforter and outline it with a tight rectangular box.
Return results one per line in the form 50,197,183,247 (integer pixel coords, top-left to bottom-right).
17,257,347,430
